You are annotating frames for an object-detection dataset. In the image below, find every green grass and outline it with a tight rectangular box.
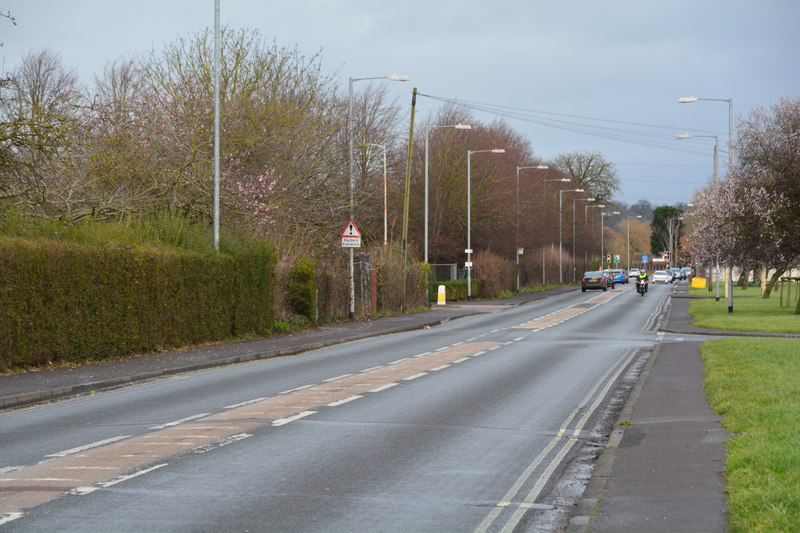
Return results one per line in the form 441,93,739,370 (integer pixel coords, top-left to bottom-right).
688,290,800,333
701,338,800,532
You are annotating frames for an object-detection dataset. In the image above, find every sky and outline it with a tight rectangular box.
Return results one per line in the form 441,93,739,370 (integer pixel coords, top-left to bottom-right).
2,0,799,208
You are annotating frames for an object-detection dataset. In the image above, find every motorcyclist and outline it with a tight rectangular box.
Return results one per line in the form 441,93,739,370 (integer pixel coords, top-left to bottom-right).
637,269,648,293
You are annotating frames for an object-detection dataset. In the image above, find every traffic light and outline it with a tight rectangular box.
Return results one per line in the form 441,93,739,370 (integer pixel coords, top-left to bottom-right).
664,251,670,261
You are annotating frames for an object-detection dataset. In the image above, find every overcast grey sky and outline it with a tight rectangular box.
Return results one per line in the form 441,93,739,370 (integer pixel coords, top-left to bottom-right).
3,0,799,207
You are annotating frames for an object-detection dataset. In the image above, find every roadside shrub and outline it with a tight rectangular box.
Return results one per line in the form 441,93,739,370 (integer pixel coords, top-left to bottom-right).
474,249,513,298
288,257,317,322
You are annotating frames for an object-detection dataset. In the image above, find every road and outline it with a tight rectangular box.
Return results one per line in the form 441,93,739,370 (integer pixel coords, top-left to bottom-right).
0,282,671,532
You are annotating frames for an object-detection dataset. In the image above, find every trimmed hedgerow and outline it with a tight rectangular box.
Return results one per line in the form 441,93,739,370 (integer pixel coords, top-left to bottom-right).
0,237,275,370
287,257,317,322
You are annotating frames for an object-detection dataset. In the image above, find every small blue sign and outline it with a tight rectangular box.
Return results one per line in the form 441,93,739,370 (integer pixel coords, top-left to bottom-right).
643,255,649,264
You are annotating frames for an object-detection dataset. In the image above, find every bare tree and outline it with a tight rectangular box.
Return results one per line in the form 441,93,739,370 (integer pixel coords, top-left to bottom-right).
552,150,620,202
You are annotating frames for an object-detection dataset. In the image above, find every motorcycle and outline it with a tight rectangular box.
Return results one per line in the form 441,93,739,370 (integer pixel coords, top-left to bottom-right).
636,278,647,296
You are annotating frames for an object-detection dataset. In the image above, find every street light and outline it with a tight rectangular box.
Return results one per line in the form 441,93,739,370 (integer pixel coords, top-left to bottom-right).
601,210,620,270
679,94,734,313
515,165,549,291
347,74,408,319
425,123,472,263
559,188,584,284
356,142,388,246
627,215,642,270
585,203,604,270
541,177,570,284
466,148,506,300
678,133,720,300
573,198,594,282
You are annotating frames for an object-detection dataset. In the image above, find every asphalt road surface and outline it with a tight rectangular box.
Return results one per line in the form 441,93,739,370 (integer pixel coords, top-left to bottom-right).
0,282,671,532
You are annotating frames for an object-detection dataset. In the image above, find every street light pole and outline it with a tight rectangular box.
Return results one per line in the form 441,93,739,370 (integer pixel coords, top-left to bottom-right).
356,142,388,245
679,95,734,313
348,74,408,320
573,198,594,282
516,165,549,291
585,203,604,270
424,123,471,263
467,148,505,300
677,133,720,300
559,189,584,284
627,215,642,270
601,211,620,270
541,177,570,285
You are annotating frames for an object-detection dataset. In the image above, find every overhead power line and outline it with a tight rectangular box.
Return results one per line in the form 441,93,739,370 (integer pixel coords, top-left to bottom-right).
417,93,720,158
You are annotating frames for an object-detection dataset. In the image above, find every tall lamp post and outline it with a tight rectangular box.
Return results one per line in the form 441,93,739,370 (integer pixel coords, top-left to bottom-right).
348,74,408,319
679,95,734,312
541,177,571,284
627,215,642,270
356,142,388,245
678,133,720,300
466,148,505,300
573,197,594,282
559,188,584,284
601,210,620,270
424,123,471,263
516,165,549,291
585,203,604,270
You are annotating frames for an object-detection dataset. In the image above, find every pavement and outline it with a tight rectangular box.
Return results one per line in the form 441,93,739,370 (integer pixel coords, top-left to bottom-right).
3,281,793,532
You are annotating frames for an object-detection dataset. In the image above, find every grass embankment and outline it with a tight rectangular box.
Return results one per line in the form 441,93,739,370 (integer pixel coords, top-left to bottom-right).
690,287,800,531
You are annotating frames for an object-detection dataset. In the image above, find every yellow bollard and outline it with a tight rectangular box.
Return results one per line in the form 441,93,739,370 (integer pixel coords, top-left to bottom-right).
437,285,447,305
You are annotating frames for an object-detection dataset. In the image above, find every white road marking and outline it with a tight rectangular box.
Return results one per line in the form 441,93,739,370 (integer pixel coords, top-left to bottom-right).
224,397,267,409
453,357,470,364
389,357,410,365
0,513,24,525
279,384,315,394
362,365,385,372
101,463,169,488
324,374,353,382
149,413,210,430
430,365,451,371
368,383,398,393
46,435,131,458
272,411,316,427
0,466,23,475
327,395,363,407
403,372,428,381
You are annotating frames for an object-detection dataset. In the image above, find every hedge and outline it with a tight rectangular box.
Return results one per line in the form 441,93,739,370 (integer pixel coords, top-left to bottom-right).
0,237,275,370
428,279,481,302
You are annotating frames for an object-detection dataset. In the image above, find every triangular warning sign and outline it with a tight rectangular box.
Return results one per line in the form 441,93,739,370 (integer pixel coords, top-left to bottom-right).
341,219,361,237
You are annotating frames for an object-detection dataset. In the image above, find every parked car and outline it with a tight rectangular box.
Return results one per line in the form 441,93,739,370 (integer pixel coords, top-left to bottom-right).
581,271,607,292
668,267,682,281
652,270,671,284
611,269,628,284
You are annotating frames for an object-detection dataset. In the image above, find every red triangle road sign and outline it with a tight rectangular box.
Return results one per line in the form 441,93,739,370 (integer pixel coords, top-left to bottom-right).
341,219,361,237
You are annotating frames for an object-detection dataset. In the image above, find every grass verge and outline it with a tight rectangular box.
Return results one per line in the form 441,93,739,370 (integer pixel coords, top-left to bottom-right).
701,337,800,532
688,290,800,333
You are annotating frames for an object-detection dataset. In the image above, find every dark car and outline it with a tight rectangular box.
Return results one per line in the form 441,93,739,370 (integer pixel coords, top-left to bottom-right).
582,271,607,292
602,270,616,289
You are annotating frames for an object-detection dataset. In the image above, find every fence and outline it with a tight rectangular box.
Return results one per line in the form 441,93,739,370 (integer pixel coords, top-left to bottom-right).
430,263,458,282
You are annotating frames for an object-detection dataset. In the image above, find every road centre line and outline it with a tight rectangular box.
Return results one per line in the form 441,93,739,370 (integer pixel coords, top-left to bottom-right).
225,397,268,409
327,395,363,407
272,411,316,427
149,413,211,430
0,512,24,526
46,435,132,458
368,383,398,393
403,372,428,381
279,384,315,394
430,365,451,371
324,374,353,382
